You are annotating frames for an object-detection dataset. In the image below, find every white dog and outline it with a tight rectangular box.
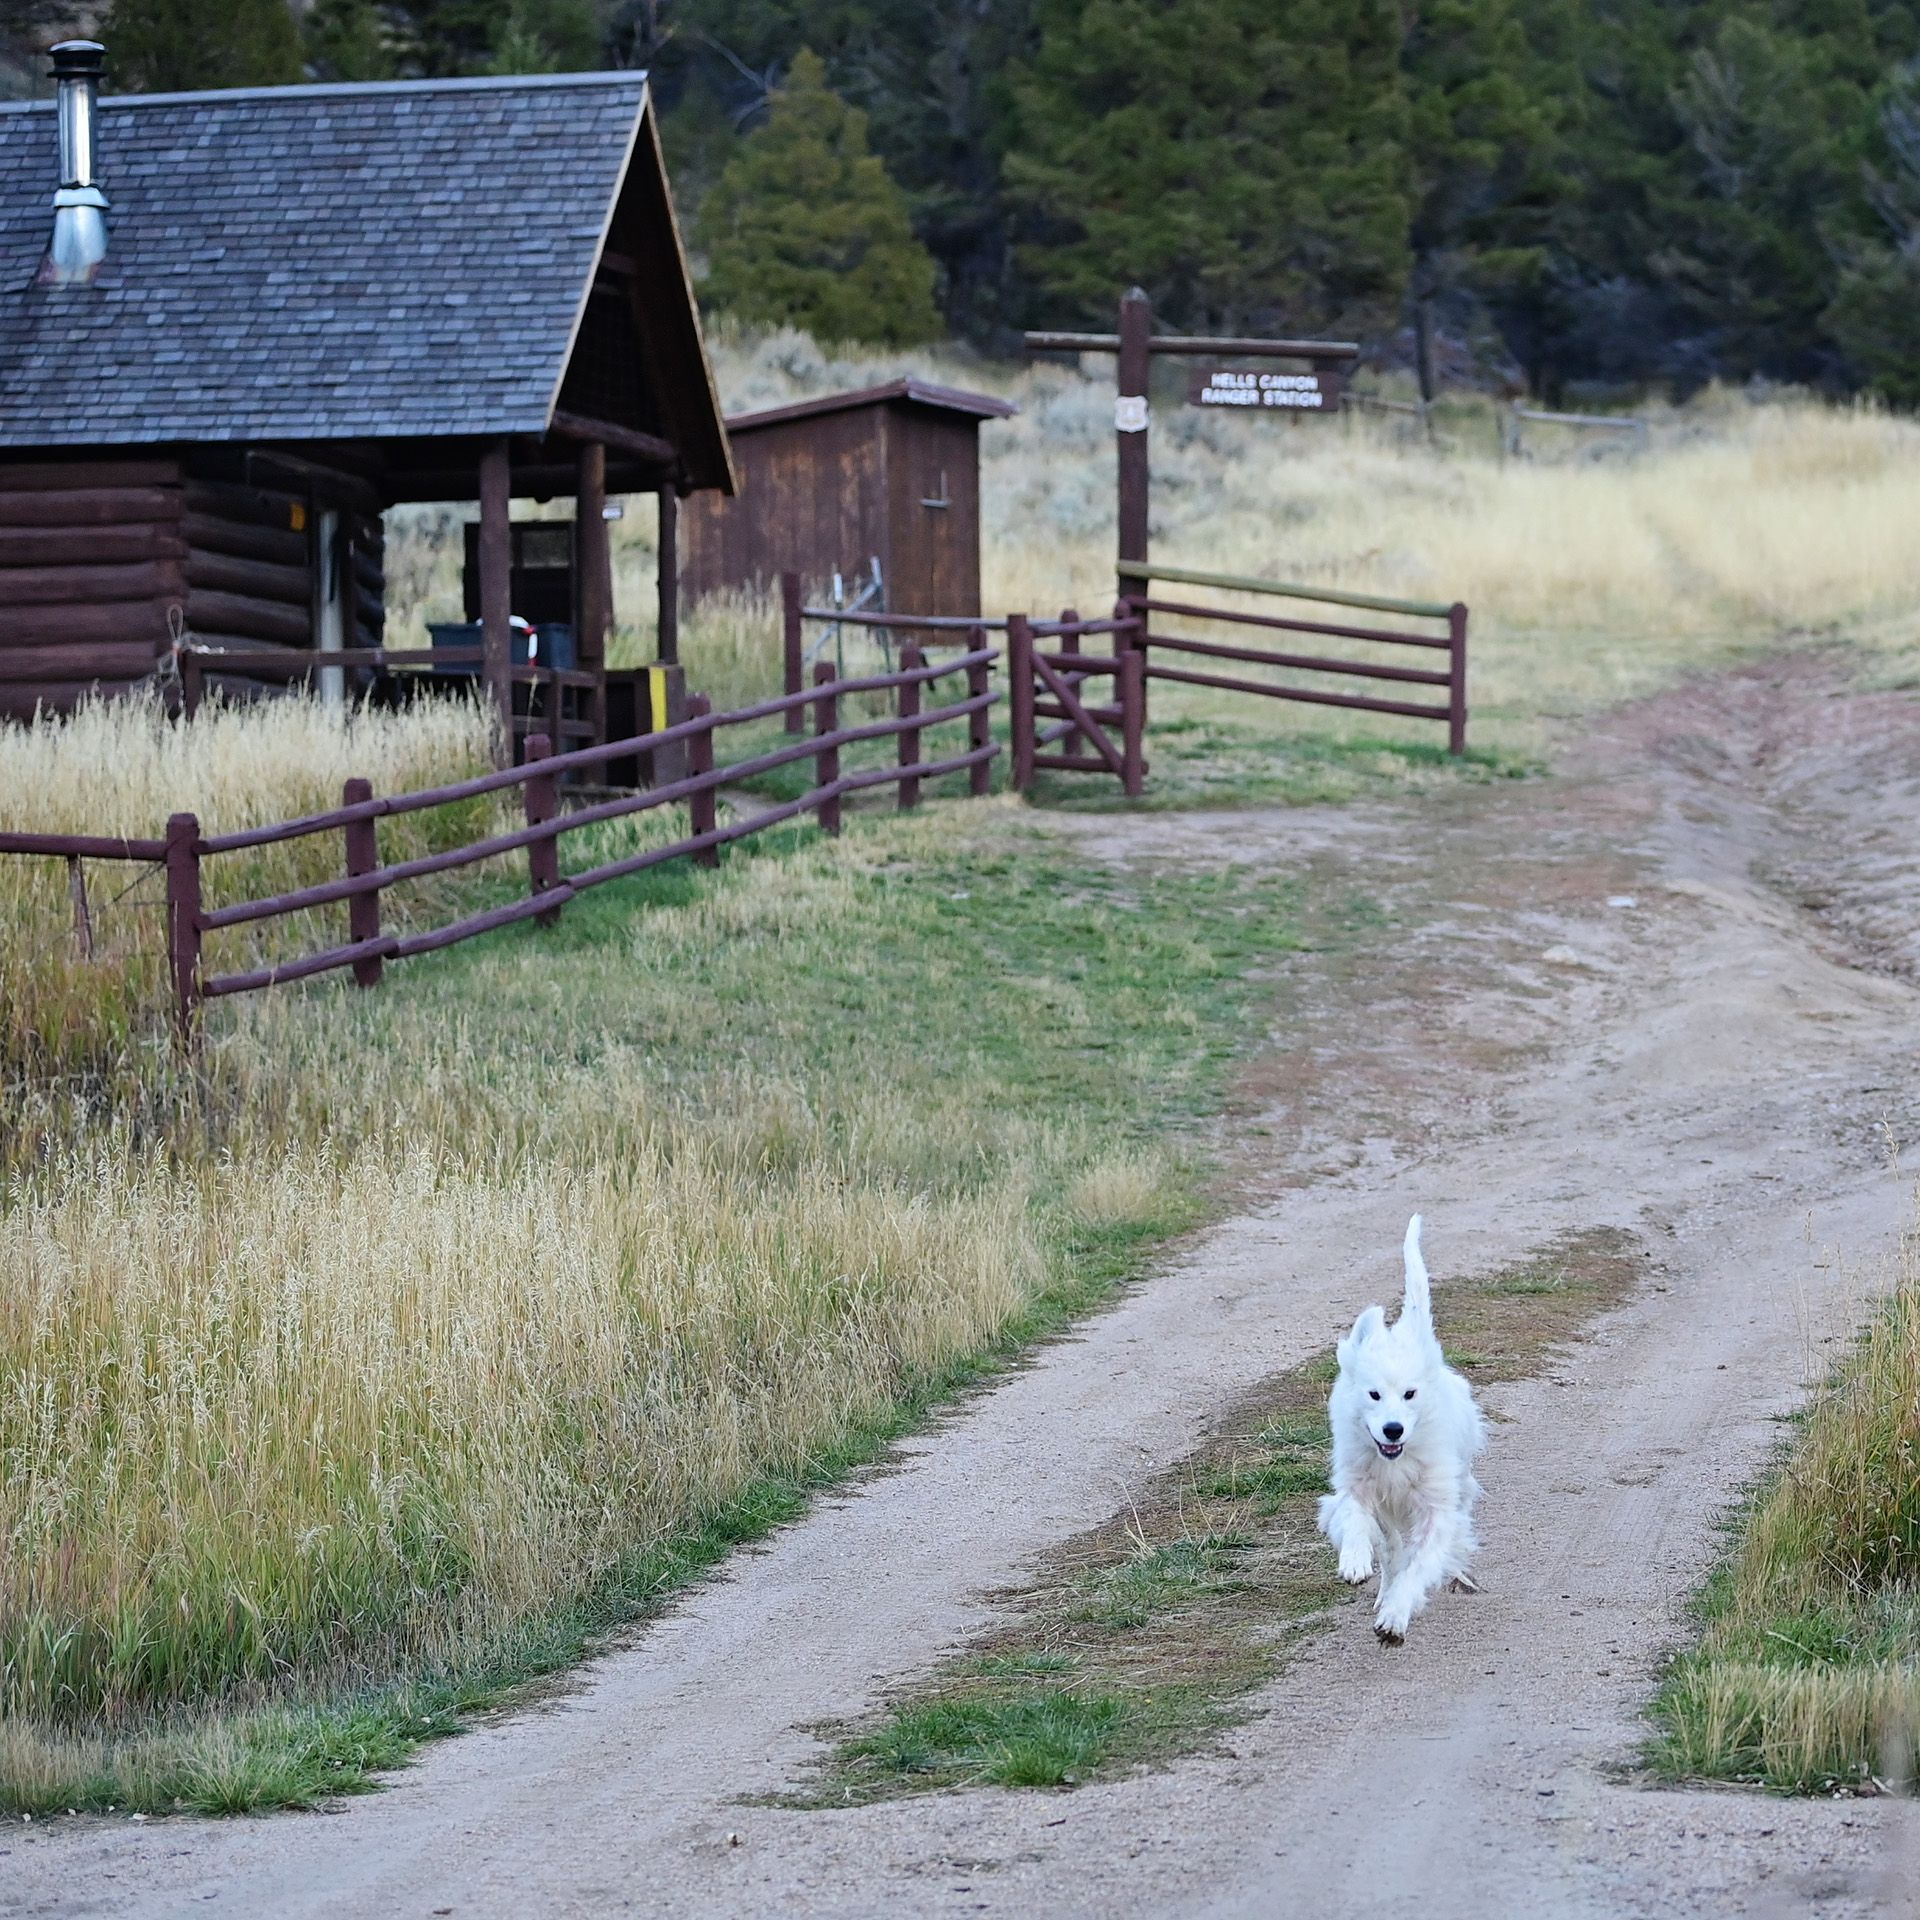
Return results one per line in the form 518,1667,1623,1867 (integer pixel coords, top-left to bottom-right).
1316,1215,1486,1643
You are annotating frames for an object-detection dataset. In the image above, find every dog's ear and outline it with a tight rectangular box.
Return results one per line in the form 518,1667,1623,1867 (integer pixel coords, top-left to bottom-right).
1338,1303,1386,1363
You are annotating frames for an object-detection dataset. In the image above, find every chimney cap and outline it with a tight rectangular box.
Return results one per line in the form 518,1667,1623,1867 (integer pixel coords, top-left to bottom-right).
50,41,106,79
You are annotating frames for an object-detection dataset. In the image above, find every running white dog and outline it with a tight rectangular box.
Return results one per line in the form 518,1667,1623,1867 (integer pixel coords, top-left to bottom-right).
1316,1215,1486,1643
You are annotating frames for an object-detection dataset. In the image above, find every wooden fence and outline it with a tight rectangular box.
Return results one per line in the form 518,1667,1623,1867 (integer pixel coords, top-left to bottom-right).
780,571,1007,734
1119,561,1467,756
0,646,997,1039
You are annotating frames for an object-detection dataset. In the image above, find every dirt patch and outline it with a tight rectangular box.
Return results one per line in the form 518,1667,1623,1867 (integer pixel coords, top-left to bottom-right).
798,1229,1649,1806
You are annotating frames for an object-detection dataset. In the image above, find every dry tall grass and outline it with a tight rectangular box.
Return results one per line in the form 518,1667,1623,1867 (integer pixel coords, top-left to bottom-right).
447,330,1918,753
2,1134,1033,1724
0,693,494,1093
1653,1218,1920,1789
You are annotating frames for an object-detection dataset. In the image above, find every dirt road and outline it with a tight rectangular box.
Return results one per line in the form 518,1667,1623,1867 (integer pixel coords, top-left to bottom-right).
10,652,1920,1920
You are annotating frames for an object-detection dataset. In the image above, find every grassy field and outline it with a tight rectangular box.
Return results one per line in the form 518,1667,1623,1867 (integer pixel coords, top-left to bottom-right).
8,364,1919,1817
1648,1226,1920,1793
0,700,1340,1811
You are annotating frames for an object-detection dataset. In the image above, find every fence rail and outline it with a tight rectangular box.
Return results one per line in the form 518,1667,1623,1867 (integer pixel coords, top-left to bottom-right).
1117,568,1467,755
5,647,998,1039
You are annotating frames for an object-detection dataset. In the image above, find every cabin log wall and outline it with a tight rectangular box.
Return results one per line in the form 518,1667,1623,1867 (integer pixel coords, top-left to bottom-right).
0,457,186,719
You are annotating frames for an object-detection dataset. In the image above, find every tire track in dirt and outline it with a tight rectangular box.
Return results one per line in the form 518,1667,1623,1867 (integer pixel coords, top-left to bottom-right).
10,653,1920,1920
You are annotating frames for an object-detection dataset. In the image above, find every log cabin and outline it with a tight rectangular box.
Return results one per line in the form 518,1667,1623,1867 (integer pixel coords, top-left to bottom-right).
0,44,735,757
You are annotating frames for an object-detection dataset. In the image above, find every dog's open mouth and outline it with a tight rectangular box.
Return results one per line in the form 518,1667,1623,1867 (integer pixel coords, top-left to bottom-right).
1375,1439,1404,1459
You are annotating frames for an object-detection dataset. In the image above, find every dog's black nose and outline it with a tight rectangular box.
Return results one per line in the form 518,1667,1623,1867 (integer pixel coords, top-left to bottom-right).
1382,1422,1404,1442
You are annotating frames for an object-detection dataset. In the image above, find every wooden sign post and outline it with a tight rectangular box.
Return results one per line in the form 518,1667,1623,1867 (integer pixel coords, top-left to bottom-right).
1026,289,1360,592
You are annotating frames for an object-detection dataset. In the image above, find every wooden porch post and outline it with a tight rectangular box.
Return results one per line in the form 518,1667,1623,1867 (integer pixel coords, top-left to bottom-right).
656,484,679,666
576,438,611,746
478,438,513,764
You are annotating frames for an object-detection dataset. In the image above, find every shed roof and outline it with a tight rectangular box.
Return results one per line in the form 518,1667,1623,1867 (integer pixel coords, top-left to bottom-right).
0,71,731,488
725,378,1018,435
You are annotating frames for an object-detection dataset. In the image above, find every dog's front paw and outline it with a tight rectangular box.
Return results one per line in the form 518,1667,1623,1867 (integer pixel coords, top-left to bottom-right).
1337,1546,1374,1586
1374,1596,1412,1643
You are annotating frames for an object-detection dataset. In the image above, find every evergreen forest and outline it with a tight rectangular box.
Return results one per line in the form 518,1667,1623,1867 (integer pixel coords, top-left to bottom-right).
5,0,1920,400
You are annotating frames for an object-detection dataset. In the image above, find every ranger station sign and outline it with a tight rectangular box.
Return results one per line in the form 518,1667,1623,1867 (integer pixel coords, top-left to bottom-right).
1186,366,1346,412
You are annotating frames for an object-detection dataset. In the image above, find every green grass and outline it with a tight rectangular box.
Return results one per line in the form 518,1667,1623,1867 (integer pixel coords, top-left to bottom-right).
8,796,1339,1813
1646,1242,1920,1794
839,1688,1136,1790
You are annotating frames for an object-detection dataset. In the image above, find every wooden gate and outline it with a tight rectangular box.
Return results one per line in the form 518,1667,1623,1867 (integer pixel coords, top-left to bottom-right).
1008,610,1146,797
1120,562,1468,754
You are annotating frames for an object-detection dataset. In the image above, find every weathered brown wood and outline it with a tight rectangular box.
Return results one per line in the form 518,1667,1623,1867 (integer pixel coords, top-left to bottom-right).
549,409,678,469
0,679,146,720
164,812,202,1044
687,696,719,866
575,439,610,747
1117,288,1151,578
813,663,841,835
781,570,804,732
183,480,306,533
180,512,308,568
0,525,186,567
656,485,679,666
0,603,171,651
185,587,310,647
1008,614,1035,791
898,643,923,809
343,776,383,987
184,547,311,605
0,559,185,606
522,734,565,923
67,856,94,959
0,459,181,493
478,439,513,763
1448,603,1468,756
0,829,168,859
0,488,183,529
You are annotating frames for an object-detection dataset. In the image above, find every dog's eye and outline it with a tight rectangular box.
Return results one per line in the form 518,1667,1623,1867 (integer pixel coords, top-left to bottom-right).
1403,1388,1416,1401
1368,1390,1380,1401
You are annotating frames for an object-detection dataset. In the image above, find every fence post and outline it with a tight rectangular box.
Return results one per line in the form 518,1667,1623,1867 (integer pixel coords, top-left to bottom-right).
1008,614,1035,793
343,775,384,985
966,636,993,797
898,643,923,810
781,571,805,734
1447,603,1469,757
1120,645,1146,798
813,662,841,835
687,694,720,867
180,647,204,719
522,730,564,925
164,811,202,1045
1117,594,1148,728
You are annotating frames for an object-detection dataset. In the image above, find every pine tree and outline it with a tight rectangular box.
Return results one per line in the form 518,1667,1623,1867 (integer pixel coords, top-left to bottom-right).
695,49,941,346
1002,0,1411,334
1825,64,1920,401
110,0,303,89
305,0,399,81
1400,0,1563,398
1657,14,1876,382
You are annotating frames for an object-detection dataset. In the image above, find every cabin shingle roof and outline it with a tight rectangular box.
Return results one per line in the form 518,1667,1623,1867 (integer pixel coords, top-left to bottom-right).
0,72,648,448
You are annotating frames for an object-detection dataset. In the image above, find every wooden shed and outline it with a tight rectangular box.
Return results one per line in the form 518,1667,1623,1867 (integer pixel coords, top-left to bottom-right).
680,379,1015,618
0,48,734,753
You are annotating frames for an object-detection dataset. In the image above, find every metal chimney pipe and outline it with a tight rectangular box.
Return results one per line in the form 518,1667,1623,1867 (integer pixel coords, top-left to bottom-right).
43,40,108,285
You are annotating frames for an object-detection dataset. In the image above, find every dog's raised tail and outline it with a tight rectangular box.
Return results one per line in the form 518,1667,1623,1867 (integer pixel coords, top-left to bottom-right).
1401,1213,1433,1333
